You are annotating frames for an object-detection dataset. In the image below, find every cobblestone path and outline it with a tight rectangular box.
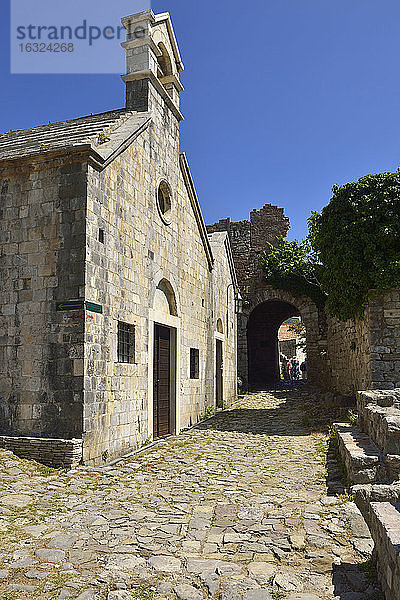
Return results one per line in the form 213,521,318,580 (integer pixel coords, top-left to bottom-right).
0,390,383,600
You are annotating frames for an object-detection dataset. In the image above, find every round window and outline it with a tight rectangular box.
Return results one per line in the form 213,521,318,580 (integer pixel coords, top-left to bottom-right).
156,181,172,225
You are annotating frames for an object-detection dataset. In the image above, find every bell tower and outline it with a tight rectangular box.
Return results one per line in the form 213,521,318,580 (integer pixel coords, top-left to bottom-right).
121,10,184,120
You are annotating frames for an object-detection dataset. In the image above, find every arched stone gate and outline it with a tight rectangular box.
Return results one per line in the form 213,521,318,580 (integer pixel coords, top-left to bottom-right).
238,284,327,388
208,204,329,389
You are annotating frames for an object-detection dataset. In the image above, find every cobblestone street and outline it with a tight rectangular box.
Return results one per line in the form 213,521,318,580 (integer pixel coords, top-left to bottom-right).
0,390,383,600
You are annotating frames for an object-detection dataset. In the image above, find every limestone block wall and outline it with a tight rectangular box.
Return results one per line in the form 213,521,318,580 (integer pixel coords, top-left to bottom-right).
0,155,87,439
326,312,372,395
208,233,237,406
82,84,236,465
326,290,400,395
369,291,400,389
0,435,82,468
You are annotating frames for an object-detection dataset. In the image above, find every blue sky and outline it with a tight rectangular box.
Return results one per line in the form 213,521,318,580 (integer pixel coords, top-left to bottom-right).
1,1,400,239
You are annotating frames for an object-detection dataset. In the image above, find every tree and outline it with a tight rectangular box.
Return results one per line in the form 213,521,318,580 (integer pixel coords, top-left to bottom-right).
311,172,400,320
259,236,327,309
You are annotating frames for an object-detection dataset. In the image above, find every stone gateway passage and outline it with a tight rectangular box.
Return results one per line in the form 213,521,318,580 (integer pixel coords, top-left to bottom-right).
0,389,381,599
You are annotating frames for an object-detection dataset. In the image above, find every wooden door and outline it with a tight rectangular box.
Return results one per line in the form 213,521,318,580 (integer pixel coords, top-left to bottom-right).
216,339,223,408
153,325,171,437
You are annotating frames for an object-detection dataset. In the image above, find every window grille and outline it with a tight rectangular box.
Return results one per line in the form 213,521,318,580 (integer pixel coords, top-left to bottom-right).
117,321,135,363
190,348,199,379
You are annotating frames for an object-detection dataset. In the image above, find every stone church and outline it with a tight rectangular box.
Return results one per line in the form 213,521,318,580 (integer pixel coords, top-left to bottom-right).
0,10,238,466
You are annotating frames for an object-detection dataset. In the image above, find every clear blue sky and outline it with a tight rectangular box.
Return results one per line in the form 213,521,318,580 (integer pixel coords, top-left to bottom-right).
1,1,400,239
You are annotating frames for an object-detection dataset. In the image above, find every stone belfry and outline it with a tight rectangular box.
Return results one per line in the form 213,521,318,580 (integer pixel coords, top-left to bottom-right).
121,10,185,121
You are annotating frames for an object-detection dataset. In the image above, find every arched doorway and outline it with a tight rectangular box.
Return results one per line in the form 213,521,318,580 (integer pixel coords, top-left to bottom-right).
247,300,300,387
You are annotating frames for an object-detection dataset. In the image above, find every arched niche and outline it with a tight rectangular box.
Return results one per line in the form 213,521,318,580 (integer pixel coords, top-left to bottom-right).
216,318,224,334
153,278,178,317
157,42,173,78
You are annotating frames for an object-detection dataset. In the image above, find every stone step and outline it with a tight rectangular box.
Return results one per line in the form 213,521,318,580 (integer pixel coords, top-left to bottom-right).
334,423,387,484
358,403,400,455
357,390,400,411
368,502,400,600
353,482,400,528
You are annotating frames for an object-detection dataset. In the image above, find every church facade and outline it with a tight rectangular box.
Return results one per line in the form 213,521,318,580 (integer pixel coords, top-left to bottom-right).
0,10,238,466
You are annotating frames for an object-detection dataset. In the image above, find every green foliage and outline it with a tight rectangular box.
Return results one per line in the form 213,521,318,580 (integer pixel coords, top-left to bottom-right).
311,171,400,320
260,171,400,321
259,237,327,308
347,409,358,426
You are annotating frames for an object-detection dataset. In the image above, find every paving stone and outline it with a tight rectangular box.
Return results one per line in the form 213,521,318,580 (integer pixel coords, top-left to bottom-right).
243,591,273,600
25,568,51,579
0,493,33,507
107,592,135,600
35,548,66,563
274,573,303,592
247,562,277,583
9,557,38,568
7,583,37,592
290,533,306,550
105,554,146,570
220,591,241,600
198,571,220,595
48,534,78,550
148,555,182,572
75,590,96,600
0,391,384,600
174,583,203,600
287,596,320,600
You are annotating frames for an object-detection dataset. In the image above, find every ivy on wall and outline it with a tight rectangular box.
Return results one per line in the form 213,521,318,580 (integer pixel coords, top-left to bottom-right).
259,237,327,309
260,171,400,321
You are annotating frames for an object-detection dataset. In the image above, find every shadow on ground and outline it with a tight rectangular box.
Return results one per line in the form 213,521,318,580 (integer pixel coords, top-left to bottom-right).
193,386,349,437
332,561,384,599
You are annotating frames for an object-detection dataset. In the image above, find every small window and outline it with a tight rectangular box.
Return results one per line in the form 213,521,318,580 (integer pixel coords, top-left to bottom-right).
117,321,135,363
190,348,199,379
99,229,104,243
156,180,172,224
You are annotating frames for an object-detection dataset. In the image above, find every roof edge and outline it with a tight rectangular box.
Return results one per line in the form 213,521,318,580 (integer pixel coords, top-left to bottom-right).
179,152,214,271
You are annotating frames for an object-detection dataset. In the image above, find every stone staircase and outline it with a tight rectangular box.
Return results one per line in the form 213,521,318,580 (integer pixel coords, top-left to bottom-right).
334,390,400,600
335,390,400,484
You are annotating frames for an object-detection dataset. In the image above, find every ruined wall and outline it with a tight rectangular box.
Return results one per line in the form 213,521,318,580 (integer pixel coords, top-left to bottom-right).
209,205,289,288
0,156,86,439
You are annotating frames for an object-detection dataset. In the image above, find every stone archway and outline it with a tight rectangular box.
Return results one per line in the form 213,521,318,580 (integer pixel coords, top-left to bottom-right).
238,284,326,388
247,300,300,387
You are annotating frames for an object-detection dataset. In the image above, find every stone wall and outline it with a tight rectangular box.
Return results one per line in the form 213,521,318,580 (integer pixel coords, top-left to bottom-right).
209,204,289,286
208,232,237,406
0,155,87,440
0,435,82,468
326,313,371,395
326,290,400,396
82,84,237,464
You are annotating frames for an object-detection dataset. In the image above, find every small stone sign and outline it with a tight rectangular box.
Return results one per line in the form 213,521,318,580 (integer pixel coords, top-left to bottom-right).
56,301,84,311
85,301,102,314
